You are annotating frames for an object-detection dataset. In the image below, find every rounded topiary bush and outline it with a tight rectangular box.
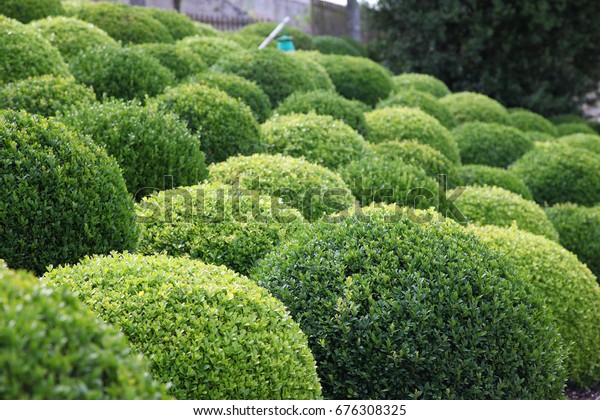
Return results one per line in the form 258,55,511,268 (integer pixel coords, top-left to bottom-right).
0,110,137,275
509,108,558,136
453,164,532,199
0,263,166,399
193,21,220,37
312,35,361,56
133,43,206,80
76,2,173,44
252,206,566,399
550,114,588,125
309,53,393,107
471,225,600,386
209,154,354,221
260,113,368,170
0,0,63,23
546,203,600,278
439,92,511,125
29,16,119,62
339,156,440,210
0,75,95,117
558,133,600,154
367,140,458,180
236,22,313,50
377,90,457,129
556,122,596,136
510,143,600,206
177,35,244,67
365,106,461,163
45,253,322,400
58,100,207,198
391,73,451,98
189,72,271,123
69,45,175,101
275,90,368,135
143,7,199,40
526,130,556,143
451,185,559,241
452,122,533,167
216,49,334,106
0,15,69,84
152,83,262,164
136,182,303,275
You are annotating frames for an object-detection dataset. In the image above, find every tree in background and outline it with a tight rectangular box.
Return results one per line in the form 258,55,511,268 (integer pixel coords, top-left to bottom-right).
367,0,600,116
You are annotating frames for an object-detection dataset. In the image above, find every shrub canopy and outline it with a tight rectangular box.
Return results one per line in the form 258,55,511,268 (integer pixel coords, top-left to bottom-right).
143,7,199,40
453,164,532,200
177,35,244,67
439,92,511,125
0,0,63,23
133,43,207,80
236,22,313,50
509,108,558,136
378,90,457,129
391,73,451,98
556,133,600,155
556,122,597,136
312,35,361,56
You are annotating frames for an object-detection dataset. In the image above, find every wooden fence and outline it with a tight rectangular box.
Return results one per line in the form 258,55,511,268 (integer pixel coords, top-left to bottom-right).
186,14,270,32
310,0,347,36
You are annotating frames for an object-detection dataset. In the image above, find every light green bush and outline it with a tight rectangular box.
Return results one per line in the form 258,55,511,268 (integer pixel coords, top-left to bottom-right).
439,92,511,125
143,7,199,40
557,133,600,154
391,73,451,98
377,90,457,129
236,22,313,50
556,122,596,136
509,108,558,136
176,35,244,67
453,164,532,199
312,35,361,56
133,43,206,80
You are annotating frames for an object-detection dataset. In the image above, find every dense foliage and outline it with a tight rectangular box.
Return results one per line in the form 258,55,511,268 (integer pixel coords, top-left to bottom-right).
0,0,63,23
439,92,511,125
556,122,597,137
236,22,313,50
143,7,199,40
377,90,457,129
453,164,532,200
509,108,558,137
133,43,207,80
391,73,451,98
177,36,244,67
556,134,600,155
312,35,361,56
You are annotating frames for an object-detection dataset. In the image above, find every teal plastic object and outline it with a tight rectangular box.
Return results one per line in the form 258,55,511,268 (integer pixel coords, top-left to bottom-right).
277,35,296,52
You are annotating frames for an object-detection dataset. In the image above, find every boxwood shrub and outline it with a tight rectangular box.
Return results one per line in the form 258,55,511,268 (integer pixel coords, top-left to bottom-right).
510,143,600,206
391,73,451,98
143,7,199,40
526,131,556,143
194,21,220,37
452,122,533,167
152,83,262,164
29,16,119,62
0,0,63,23
0,264,166,399
189,72,271,123
58,100,207,198
252,206,566,399
377,90,457,129
557,133,600,154
133,43,206,80
76,2,173,44
312,35,361,56
556,122,596,136
177,35,244,67
69,45,175,101
339,156,440,210
550,114,588,125
471,225,600,386
275,90,368,135
45,253,322,400
451,185,559,241
0,110,137,275
546,203,600,278
260,113,368,170
209,154,354,221
236,22,313,50
439,92,511,125
509,108,558,136
0,15,69,84
365,106,461,163
453,164,533,200
0,75,95,117
136,182,303,275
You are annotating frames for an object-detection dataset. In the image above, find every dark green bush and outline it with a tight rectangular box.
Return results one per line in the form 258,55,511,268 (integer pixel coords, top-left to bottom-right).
177,35,244,67
510,143,600,206
69,45,175,101
224,31,267,50
209,153,354,221
252,206,566,399
189,72,271,123
0,263,166,399
29,16,119,61
136,182,303,275
452,122,533,167
365,106,461,163
509,108,558,136
152,83,262,164
58,100,207,198
143,7,199,40
451,185,559,241
341,36,368,56
377,90,457,129
391,73,451,98
0,15,69,84
0,110,137,275
471,225,600,386
546,203,600,278
260,113,368,170
275,90,369,135
557,133,600,155
216,49,334,106
0,0,63,23
133,43,206,80
312,35,361,56
76,2,173,44
45,253,322,400
556,122,597,136
0,75,95,117
439,92,511,125
339,156,440,210
453,164,532,200
308,53,393,107
550,114,588,125
236,22,313,50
